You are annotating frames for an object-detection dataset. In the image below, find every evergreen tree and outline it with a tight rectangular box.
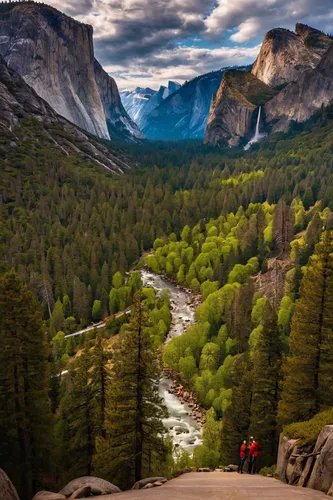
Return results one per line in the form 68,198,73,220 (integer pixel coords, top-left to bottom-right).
279,231,333,425
91,333,108,438
57,346,96,480
249,302,282,467
220,356,252,465
0,271,53,499
273,200,294,254
93,293,169,489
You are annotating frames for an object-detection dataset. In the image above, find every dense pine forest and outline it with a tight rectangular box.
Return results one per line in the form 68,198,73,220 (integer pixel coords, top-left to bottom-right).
2,108,333,498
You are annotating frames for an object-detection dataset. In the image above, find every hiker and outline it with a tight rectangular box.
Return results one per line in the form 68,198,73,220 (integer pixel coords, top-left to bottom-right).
238,439,247,474
247,437,253,474
248,438,258,474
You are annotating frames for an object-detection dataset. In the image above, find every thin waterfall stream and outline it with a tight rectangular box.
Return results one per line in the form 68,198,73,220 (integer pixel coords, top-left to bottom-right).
141,269,203,452
244,106,266,150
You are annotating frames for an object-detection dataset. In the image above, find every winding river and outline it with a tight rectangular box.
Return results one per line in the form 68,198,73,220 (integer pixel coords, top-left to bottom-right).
141,270,202,452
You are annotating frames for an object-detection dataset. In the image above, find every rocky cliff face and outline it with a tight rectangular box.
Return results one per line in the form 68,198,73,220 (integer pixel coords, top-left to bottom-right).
0,55,136,173
0,1,140,141
265,44,333,132
204,70,277,146
205,24,333,147
252,24,332,87
142,69,235,140
277,426,333,496
94,60,143,141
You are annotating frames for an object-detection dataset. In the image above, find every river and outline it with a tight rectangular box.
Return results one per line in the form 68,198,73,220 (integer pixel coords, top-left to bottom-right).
141,270,202,453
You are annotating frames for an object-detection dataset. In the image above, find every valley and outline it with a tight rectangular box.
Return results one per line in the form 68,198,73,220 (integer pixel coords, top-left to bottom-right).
1,2,333,500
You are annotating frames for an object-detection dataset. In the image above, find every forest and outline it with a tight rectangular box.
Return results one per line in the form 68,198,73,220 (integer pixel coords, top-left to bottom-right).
1,109,333,497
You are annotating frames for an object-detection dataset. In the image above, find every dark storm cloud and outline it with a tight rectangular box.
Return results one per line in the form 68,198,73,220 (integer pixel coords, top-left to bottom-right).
45,0,333,88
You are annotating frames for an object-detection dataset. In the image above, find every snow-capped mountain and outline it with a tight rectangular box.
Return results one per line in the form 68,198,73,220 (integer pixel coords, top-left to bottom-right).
142,68,247,140
120,81,181,130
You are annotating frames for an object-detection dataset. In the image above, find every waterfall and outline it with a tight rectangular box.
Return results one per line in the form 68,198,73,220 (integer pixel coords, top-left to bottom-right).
254,105,261,140
244,106,266,150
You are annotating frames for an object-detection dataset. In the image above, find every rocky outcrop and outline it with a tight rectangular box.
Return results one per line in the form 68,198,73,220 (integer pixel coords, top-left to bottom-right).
32,493,66,500
0,55,137,173
132,477,167,489
143,68,236,140
0,1,140,141
277,425,333,495
252,24,332,87
59,477,121,496
265,45,333,132
0,469,20,500
204,70,277,146
94,60,143,141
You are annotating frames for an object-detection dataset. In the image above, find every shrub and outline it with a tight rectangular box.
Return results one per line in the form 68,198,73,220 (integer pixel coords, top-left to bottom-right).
283,408,333,445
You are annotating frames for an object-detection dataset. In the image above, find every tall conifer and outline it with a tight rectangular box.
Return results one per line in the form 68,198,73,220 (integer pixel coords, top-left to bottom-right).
0,271,53,499
279,231,333,425
249,302,282,467
93,293,169,489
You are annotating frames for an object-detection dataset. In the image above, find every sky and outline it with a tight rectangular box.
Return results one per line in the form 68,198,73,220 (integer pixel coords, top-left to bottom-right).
42,0,333,90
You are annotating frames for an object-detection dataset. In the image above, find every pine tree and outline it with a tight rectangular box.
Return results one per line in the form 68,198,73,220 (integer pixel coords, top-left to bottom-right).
249,302,282,467
221,355,252,465
91,333,108,438
57,345,96,480
273,200,294,254
0,271,53,499
278,231,333,425
93,293,169,489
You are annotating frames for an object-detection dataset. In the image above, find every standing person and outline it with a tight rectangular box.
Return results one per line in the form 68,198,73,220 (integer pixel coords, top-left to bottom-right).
238,440,247,474
247,437,254,474
249,438,258,474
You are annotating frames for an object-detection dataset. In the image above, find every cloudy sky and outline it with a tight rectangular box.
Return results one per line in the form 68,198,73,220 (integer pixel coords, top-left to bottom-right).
43,0,333,90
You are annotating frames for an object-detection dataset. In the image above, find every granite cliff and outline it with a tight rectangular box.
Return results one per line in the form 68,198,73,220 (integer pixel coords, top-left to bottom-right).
0,1,141,141
0,55,136,173
205,24,333,147
204,70,277,146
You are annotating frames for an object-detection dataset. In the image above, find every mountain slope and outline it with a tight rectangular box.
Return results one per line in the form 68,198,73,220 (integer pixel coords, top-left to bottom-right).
142,69,238,140
120,81,181,131
0,1,141,141
0,55,136,173
94,60,143,141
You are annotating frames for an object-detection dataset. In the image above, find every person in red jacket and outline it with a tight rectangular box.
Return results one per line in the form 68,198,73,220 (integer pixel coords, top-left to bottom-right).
238,440,247,474
248,438,258,474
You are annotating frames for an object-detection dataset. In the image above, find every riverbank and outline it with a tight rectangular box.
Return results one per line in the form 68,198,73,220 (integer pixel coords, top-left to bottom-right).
164,368,206,426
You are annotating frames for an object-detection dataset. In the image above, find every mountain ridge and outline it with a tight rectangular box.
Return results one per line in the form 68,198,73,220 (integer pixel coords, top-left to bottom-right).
0,1,142,141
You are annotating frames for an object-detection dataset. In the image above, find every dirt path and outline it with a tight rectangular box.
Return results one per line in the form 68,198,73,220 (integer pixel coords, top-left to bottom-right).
96,472,327,499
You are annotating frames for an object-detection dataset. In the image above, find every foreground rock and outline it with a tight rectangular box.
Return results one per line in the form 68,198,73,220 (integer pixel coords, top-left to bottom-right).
0,469,20,500
277,425,333,495
132,477,167,489
32,493,66,500
60,477,121,496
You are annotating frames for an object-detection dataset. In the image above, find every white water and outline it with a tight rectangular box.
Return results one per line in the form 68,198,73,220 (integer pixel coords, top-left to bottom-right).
244,106,266,150
141,270,202,452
